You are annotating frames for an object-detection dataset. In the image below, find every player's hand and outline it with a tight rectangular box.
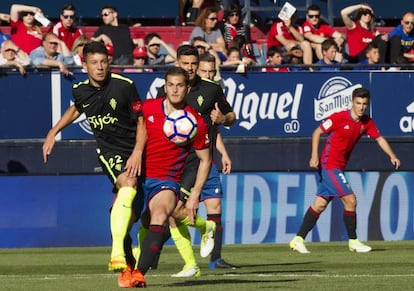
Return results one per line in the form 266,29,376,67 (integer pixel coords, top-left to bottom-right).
185,193,199,224
125,151,142,177
210,102,225,124
391,157,400,170
42,132,56,164
309,156,319,169
221,153,232,174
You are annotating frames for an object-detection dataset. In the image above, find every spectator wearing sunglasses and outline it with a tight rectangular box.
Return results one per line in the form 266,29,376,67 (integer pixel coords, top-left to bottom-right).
388,12,414,64
52,4,83,51
0,39,29,75
30,32,73,76
341,3,388,64
189,7,227,59
9,4,45,54
144,33,177,66
303,4,345,63
221,3,245,48
92,5,135,65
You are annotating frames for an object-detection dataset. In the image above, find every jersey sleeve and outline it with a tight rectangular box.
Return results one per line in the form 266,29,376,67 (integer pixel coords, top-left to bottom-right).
129,83,143,118
214,85,233,115
365,118,381,139
320,112,339,134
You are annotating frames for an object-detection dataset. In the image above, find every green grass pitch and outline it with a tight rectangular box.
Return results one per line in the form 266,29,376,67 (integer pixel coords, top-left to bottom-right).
1,241,413,290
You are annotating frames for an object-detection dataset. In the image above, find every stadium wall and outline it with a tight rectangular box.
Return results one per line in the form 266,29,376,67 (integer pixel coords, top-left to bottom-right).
1,70,414,247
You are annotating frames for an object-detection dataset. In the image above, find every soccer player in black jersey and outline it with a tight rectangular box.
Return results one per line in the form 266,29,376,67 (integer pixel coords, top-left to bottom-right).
42,41,145,288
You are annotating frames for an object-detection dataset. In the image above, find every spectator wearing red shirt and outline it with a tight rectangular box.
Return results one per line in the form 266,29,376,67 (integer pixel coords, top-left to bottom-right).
302,5,345,63
9,4,45,54
267,12,313,67
52,4,83,51
262,45,289,72
341,3,388,63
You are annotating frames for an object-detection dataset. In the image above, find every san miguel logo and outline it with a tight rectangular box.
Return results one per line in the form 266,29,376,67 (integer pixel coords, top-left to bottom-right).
314,77,362,121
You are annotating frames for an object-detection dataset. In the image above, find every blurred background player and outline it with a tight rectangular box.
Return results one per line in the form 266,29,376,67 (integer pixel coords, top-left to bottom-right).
289,87,400,254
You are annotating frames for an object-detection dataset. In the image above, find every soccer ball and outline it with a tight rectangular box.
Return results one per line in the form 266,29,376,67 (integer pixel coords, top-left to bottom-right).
163,109,198,146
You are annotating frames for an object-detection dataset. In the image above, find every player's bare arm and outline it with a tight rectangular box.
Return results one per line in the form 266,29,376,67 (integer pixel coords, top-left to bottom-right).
124,116,146,177
376,136,401,169
309,126,323,168
185,147,212,224
43,105,81,163
216,133,232,174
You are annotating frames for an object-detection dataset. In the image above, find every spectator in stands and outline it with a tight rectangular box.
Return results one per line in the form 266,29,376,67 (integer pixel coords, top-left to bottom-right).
192,36,223,68
222,46,251,72
220,3,245,48
124,47,153,73
352,42,382,71
144,33,177,66
9,4,46,54
262,45,289,72
52,4,83,51
189,7,227,59
92,5,135,65
179,0,216,26
302,4,345,63
314,38,340,71
71,35,90,66
388,12,414,64
231,35,257,64
340,3,388,64
267,12,313,68
30,32,73,76
0,39,29,75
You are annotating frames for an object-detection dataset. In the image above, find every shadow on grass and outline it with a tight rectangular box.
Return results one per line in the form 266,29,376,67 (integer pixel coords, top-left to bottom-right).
235,260,322,268
168,278,299,287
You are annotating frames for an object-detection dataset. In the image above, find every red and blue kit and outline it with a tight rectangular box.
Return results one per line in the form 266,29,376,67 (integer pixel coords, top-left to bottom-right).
142,98,209,182
319,109,381,170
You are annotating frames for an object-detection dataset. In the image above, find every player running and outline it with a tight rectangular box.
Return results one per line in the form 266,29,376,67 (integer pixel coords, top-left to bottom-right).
42,41,145,287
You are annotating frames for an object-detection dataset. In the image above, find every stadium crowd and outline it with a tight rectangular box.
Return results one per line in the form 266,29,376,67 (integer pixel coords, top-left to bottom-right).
0,2,414,75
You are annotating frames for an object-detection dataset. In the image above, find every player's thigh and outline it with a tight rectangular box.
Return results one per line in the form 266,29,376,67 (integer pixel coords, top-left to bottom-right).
203,197,221,214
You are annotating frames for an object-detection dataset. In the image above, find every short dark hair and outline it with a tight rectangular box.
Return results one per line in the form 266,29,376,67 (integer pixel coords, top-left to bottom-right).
266,45,283,57
307,4,320,13
61,4,76,14
145,32,161,45
321,38,338,52
83,41,108,61
352,87,370,100
199,52,216,63
165,67,189,86
101,5,118,13
177,44,199,60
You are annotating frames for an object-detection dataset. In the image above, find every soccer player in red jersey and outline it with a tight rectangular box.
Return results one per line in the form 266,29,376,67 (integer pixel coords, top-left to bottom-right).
130,67,211,288
290,87,400,254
